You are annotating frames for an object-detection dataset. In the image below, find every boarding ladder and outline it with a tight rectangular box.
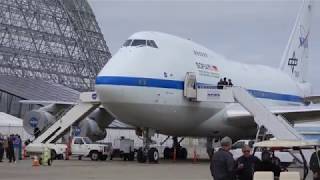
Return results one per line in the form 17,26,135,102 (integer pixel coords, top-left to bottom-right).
189,83,303,140
32,92,101,144
232,87,303,140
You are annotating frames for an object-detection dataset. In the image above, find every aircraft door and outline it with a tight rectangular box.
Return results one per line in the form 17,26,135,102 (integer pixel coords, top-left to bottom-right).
184,72,197,99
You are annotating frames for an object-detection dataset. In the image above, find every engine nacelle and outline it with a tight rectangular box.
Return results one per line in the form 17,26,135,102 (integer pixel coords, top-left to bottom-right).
23,105,58,135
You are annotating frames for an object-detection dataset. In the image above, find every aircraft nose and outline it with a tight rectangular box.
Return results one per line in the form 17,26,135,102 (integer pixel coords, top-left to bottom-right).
95,76,125,104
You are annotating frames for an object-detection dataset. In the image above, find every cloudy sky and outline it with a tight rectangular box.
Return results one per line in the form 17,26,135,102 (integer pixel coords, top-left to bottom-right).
89,0,320,94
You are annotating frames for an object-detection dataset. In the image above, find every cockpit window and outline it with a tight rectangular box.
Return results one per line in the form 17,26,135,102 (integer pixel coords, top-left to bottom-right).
123,39,132,47
123,39,158,48
131,39,146,47
147,40,158,48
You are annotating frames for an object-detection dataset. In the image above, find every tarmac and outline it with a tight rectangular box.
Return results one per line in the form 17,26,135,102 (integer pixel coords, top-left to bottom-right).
0,158,313,180
0,158,213,180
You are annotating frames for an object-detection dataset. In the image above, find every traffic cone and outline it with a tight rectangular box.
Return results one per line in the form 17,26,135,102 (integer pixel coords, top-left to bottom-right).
32,156,40,166
23,145,27,160
65,147,69,160
192,147,198,163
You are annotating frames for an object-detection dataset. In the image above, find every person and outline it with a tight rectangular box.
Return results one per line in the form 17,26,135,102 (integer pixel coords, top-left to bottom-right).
34,127,40,138
255,150,281,178
3,136,8,160
210,136,235,180
0,134,4,162
217,79,224,89
235,145,260,180
13,134,21,162
228,79,233,87
7,135,15,163
17,135,22,160
222,77,228,87
309,150,320,180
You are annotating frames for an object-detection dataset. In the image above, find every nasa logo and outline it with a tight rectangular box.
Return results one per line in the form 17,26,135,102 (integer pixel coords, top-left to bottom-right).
29,117,38,127
92,93,97,100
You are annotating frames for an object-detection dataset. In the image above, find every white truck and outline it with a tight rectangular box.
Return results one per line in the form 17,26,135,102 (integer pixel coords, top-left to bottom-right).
26,136,110,161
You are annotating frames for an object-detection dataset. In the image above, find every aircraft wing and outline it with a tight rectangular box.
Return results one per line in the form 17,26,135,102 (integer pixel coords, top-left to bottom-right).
270,105,320,122
19,100,77,105
226,104,320,128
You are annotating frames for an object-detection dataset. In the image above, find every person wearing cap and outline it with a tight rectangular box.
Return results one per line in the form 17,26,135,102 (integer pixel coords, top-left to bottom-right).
235,145,260,180
210,136,235,180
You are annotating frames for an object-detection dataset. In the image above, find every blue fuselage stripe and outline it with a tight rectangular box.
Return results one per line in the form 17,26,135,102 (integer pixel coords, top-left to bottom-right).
96,76,303,103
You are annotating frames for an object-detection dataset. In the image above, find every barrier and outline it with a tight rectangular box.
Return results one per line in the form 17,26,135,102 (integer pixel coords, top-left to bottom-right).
23,145,27,160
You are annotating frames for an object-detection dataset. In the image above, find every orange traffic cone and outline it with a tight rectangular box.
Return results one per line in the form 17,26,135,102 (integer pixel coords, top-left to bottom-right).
23,145,27,160
192,147,198,163
32,156,40,166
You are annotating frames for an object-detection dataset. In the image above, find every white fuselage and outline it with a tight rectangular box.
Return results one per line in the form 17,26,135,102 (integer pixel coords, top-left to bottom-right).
95,32,306,139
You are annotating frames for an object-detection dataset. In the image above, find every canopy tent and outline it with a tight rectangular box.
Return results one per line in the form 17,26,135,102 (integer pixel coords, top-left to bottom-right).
0,112,31,140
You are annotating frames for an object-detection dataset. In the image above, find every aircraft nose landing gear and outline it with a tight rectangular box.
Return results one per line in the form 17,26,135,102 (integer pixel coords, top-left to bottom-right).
136,128,159,163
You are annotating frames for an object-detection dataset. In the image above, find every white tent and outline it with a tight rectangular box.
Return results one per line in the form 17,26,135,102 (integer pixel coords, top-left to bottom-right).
0,112,23,126
0,112,31,140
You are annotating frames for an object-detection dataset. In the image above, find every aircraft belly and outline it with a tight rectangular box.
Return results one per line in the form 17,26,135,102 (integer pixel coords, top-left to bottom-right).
97,85,229,136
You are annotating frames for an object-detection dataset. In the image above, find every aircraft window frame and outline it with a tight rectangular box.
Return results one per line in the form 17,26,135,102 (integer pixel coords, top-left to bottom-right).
131,39,147,47
147,40,158,48
249,141,255,148
232,141,245,149
122,39,132,47
74,138,84,145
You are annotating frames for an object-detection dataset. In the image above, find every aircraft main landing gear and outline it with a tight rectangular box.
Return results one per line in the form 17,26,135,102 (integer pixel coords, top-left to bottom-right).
163,137,188,160
137,128,159,163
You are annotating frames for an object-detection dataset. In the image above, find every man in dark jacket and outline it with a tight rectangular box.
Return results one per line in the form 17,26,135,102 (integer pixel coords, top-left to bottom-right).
217,79,224,89
8,135,15,163
235,145,260,180
310,150,320,180
34,127,40,138
0,134,4,162
210,136,235,180
255,150,281,177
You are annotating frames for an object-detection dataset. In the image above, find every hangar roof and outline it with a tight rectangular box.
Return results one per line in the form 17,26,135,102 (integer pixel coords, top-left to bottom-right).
0,75,79,102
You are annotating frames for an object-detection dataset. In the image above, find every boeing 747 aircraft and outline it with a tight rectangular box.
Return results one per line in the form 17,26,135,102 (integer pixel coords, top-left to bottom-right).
95,0,320,162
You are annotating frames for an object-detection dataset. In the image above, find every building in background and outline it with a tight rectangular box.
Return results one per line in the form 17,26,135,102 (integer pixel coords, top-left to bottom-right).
0,0,111,118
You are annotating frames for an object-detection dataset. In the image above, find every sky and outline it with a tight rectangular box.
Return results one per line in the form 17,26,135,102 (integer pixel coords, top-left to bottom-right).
89,0,320,94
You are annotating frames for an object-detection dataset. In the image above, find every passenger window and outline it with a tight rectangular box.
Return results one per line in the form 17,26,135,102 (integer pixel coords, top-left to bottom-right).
122,39,132,47
74,138,83,144
232,141,245,149
249,141,255,148
147,40,158,48
131,39,146,47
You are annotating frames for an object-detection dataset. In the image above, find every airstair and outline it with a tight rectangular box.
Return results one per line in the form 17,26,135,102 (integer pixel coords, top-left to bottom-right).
183,75,303,140
32,92,101,144
231,87,303,141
